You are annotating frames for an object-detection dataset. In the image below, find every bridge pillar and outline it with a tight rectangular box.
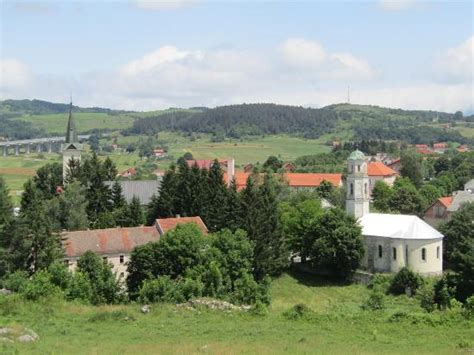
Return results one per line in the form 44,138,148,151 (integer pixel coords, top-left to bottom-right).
26,143,31,154
47,141,53,153
2,146,8,157
14,145,20,156
36,144,42,153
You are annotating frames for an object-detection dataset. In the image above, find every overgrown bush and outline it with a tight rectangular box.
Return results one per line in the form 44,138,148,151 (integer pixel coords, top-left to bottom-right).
1,270,29,292
367,273,393,292
22,270,61,301
388,268,423,296
283,303,315,320
463,295,474,319
362,288,385,310
434,275,457,310
417,285,435,313
139,276,182,303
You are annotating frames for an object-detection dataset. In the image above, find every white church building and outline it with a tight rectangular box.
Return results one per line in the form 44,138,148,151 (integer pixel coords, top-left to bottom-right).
346,150,443,276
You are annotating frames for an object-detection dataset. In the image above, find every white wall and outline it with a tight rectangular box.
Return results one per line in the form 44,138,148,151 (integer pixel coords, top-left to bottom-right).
66,253,130,280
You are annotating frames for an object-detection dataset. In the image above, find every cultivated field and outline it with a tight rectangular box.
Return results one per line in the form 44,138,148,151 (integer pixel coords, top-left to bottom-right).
0,271,472,354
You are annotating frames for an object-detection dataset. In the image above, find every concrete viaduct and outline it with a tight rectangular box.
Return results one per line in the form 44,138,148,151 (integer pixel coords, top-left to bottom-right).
0,135,89,157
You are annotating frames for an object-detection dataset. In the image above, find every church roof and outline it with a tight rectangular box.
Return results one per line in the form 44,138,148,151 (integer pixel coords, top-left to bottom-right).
348,150,366,160
65,102,78,144
359,213,443,240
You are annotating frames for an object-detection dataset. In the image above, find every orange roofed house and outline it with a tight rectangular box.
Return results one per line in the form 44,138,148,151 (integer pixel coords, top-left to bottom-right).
63,226,160,279
424,196,454,227
231,172,343,192
62,217,208,278
367,161,398,193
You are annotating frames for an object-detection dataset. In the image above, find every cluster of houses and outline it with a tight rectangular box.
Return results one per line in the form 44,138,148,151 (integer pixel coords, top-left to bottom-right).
414,143,469,155
59,110,474,280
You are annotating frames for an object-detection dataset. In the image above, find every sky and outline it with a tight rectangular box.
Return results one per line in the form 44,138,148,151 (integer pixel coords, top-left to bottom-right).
0,0,473,112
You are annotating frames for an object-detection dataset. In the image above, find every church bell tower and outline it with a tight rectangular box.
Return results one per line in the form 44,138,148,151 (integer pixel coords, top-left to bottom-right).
345,150,370,219
62,100,82,183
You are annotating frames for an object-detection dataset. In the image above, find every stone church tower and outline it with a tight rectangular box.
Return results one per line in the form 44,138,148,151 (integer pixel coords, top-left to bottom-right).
345,150,370,219
62,101,82,183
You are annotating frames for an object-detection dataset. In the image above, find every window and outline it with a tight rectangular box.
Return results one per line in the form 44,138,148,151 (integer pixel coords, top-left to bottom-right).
421,248,426,261
378,245,383,258
392,247,397,260
103,256,108,262
119,255,124,264
350,183,354,196
436,246,440,259
364,183,368,196
120,272,124,279
64,259,70,267
435,206,445,218
357,165,361,172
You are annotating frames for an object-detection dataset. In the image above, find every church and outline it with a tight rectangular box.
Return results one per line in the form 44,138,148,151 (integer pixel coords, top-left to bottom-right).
61,101,82,182
346,150,444,276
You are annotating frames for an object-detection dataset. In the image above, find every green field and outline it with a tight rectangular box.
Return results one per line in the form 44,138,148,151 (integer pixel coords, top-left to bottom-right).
1,271,472,354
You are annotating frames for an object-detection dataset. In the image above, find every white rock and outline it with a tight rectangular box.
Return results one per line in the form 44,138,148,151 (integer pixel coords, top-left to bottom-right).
141,305,150,313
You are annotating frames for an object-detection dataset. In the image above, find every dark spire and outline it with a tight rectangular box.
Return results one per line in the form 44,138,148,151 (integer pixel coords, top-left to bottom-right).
65,99,78,143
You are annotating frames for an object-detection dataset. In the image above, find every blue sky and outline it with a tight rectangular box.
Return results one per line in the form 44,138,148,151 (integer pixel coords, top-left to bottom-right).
1,0,473,112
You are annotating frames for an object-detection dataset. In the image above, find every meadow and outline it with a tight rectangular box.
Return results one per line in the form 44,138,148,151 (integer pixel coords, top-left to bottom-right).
0,271,472,354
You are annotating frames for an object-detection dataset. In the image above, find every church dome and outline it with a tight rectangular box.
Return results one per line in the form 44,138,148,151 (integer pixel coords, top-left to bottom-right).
348,150,366,160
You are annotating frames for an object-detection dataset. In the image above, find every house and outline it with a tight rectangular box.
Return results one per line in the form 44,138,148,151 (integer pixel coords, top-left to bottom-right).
387,158,402,174
230,172,343,192
457,144,469,153
282,162,296,172
187,158,235,185
63,226,161,279
153,148,167,158
433,142,447,153
423,196,453,227
105,179,161,205
155,216,208,235
119,167,137,178
346,150,443,275
367,161,398,192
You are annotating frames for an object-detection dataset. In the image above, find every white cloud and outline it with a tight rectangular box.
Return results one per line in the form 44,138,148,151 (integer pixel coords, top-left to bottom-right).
377,0,418,11
281,38,377,81
281,38,327,68
433,36,474,83
1,39,472,113
135,0,198,11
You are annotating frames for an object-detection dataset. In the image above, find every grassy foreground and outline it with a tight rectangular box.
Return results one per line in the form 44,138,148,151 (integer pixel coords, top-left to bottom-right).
1,272,472,354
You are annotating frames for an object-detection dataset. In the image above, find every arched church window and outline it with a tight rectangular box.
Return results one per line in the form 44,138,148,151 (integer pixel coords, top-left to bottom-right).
378,245,383,258
421,248,426,261
392,247,397,260
364,183,368,196
357,165,361,172
350,183,354,196
436,246,440,259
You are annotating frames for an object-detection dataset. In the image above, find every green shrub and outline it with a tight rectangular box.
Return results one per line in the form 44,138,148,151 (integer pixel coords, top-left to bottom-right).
362,288,385,310
2,270,29,292
66,272,93,303
417,285,435,313
22,270,61,301
388,268,423,296
367,273,392,292
178,277,204,301
47,262,72,290
464,295,474,319
231,274,271,306
138,276,179,303
434,275,457,310
283,303,315,321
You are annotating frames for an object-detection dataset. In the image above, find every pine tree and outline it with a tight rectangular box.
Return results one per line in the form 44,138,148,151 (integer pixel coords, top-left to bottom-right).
225,178,241,232
252,174,289,280
202,160,229,232
111,181,126,209
176,159,192,216
0,177,13,277
127,196,145,226
147,166,178,222
61,182,89,231
103,156,118,180
33,162,63,199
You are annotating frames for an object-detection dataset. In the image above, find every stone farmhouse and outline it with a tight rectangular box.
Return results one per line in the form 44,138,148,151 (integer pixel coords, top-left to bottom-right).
346,150,443,275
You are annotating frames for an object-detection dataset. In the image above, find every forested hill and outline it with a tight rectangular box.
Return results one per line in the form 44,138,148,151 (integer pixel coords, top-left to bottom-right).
127,103,473,144
0,99,130,117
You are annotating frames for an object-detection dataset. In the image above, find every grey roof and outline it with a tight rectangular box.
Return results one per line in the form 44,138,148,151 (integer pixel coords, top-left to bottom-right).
321,198,333,209
105,179,161,205
348,150,366,161
465,179,474,192
447,191,474,212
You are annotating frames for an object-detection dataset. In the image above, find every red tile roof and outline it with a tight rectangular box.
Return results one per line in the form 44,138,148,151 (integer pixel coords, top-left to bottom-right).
417,148,434,155
155,216,208,235
433,143,447,148
387,158,401,166
230,172,342,191
415,144,429,149
368,162,397,177
63,226,160,258
438,196,453,208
